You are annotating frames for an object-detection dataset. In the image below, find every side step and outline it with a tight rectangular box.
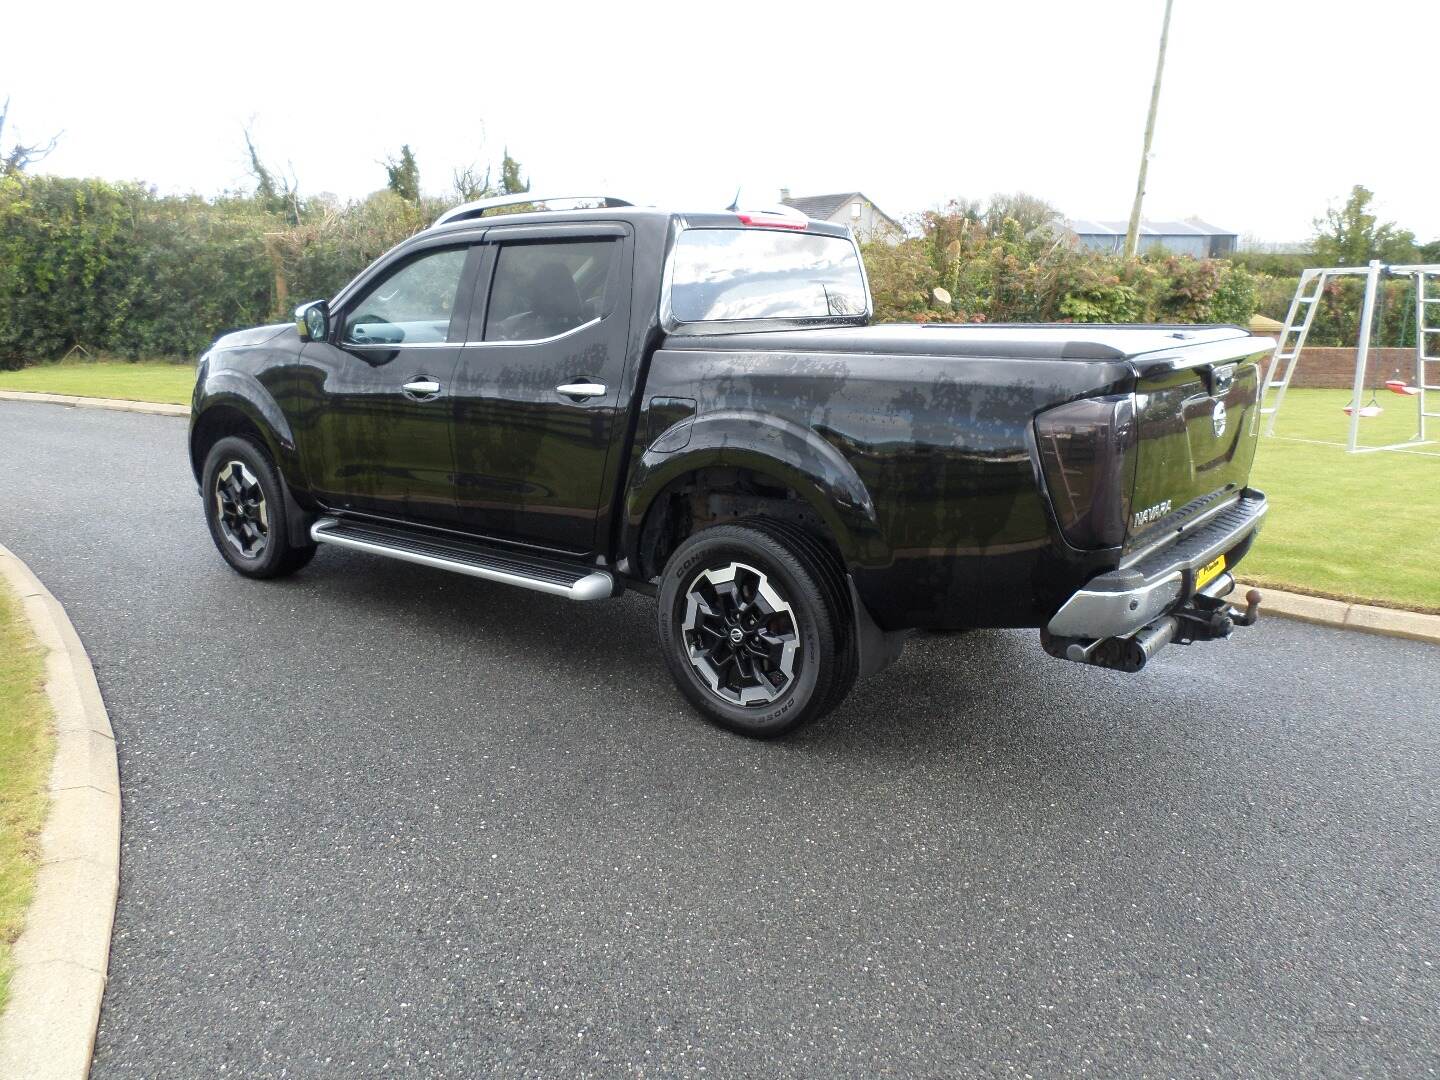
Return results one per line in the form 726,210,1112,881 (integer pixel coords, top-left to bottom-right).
310,517,615,601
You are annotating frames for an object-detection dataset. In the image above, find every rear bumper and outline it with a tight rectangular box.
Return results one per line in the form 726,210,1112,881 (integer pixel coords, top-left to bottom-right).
1047,489,1267,641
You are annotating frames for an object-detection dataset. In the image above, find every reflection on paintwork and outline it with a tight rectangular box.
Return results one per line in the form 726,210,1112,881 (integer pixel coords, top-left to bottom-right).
628,341,1129,629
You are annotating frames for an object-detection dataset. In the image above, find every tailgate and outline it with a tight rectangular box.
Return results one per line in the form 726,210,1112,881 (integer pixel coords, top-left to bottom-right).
1126,339,1268,551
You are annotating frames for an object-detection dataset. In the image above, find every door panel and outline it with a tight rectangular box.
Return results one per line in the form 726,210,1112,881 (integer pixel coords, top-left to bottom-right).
293,244,479,526
450,232,633,553
297,342,462,523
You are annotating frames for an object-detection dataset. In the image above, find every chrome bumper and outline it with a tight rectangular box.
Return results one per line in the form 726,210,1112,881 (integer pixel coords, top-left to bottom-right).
1047,490,1267,640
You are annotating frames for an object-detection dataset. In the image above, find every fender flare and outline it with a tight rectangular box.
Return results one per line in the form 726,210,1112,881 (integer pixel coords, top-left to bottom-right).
191,371,317,545
189,369,298,481
620,409,889,571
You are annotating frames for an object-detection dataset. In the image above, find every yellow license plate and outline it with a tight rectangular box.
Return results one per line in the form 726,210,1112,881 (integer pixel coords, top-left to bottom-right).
1196,554,1226,589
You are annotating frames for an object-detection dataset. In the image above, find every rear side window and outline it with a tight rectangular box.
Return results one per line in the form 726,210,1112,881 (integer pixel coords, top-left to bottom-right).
484,240,616,342
669,229,868,322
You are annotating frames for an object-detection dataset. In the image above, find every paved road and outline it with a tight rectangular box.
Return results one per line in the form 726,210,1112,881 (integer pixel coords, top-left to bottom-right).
2,400,1437,1078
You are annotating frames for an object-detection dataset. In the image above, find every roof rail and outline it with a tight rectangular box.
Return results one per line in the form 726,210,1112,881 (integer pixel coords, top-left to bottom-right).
432,194,635,229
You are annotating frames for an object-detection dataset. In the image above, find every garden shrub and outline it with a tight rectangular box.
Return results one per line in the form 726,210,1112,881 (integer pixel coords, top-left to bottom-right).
861,203,1258,328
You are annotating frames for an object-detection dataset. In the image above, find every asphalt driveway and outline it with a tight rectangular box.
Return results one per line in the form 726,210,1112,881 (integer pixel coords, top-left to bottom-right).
1,400,1436,1078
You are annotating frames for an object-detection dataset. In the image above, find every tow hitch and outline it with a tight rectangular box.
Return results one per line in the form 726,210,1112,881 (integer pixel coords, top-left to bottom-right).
1042,575,1262,673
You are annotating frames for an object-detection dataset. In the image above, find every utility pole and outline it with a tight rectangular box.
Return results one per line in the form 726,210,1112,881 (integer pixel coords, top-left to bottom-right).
1124,0,1175,259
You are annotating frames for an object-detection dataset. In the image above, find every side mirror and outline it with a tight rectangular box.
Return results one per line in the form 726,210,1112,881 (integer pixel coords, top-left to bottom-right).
295,300,329,342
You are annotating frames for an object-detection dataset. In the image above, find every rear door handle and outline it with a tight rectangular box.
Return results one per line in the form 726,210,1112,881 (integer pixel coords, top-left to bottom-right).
556,381,606,400
403,377,441,398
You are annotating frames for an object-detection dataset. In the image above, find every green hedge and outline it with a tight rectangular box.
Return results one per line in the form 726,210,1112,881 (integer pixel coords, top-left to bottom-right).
0,178,274,364
1,177,1260,368
0,176,441,366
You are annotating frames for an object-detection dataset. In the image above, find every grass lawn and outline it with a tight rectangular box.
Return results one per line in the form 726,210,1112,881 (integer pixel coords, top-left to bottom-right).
1245,388,1440,612
0,361,194,406
0,579,55,1013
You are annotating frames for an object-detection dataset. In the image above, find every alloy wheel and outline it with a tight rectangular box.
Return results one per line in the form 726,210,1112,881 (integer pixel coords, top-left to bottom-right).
214,460,269,559
681,561,800,706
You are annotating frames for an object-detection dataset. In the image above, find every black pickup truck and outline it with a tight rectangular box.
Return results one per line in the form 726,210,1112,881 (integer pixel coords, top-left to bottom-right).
190,195,1268,736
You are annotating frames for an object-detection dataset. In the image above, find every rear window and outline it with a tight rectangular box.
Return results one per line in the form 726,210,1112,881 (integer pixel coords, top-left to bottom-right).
669,229,868,322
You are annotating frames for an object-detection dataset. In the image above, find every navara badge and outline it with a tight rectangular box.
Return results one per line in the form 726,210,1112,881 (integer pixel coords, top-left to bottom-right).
1212,400,1228,438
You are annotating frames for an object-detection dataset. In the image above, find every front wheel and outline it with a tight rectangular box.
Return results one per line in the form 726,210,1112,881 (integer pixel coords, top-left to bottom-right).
657,521,856,738
201,435,316,579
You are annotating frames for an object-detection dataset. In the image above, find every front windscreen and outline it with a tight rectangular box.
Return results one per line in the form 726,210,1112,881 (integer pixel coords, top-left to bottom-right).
668,229,868,322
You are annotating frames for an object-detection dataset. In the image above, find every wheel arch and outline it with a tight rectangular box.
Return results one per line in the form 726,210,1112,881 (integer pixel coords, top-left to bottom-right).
620,410,888,582
189,372,296,486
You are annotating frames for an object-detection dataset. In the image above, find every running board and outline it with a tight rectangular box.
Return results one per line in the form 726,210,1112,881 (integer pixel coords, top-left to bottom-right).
310,517,615,600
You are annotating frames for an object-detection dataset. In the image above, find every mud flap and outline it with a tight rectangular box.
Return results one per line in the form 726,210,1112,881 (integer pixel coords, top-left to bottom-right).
848,575,910,678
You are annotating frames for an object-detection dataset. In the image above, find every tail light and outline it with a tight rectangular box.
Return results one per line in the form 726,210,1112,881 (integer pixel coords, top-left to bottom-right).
1035,394,1138,549
736,210,808,230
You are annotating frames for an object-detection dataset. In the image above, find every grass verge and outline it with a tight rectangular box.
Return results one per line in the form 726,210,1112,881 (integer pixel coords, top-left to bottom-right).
1246,388,1440,613
0,360,194,406
0,578,55,1013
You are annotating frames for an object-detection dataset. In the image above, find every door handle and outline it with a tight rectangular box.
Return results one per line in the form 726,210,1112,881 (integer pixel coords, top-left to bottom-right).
403,377,442,398
556,381,606,400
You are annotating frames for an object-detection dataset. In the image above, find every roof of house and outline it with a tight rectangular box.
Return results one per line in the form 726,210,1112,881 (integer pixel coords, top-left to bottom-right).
1067,218,1237,238
780,191,901,231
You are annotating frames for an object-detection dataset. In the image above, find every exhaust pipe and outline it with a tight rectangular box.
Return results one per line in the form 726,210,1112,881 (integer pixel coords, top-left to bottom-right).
1046,585,1262,674
1055,614,1181,673
1058,615,1177,672
1121,616,1178,671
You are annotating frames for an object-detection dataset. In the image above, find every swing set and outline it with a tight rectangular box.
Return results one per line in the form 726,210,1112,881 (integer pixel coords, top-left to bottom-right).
1260,259,1440,453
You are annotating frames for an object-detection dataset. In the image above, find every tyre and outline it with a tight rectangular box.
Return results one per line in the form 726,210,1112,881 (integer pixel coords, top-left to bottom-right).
201,435,317,579
657,519,857,738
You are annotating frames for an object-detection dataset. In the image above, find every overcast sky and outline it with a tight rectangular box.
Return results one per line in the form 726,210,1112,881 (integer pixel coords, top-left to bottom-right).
7,0,1435,243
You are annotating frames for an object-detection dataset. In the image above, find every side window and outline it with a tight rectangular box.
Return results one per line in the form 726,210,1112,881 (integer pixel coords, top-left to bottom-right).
343,247,469,346
483,240,616,342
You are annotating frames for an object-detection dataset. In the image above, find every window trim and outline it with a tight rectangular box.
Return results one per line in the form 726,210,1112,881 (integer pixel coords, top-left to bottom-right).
341,339,459,352
463,316,604,349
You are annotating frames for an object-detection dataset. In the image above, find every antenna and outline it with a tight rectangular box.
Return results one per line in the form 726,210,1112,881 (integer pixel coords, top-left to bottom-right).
725,187,741,212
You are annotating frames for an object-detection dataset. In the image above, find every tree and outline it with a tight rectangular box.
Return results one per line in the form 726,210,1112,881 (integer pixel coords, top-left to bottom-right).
0,98,60,177
451,162,493,202
384,145,421,203
981,192,1062,236
498,149,528,195
245,128,279,205
1313,185,1416,266
243,127,300,224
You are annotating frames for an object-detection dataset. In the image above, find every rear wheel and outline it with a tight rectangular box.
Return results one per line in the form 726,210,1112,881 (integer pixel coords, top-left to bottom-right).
201,436,316,579
657,520,856,738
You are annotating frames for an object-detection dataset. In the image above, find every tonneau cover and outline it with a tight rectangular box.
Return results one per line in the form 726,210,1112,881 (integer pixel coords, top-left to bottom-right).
662,322,1254,361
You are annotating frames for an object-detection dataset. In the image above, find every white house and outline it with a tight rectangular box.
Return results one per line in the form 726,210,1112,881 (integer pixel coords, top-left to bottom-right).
779,190,902,241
